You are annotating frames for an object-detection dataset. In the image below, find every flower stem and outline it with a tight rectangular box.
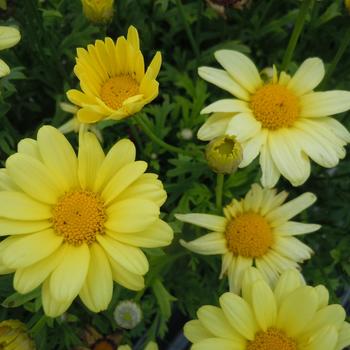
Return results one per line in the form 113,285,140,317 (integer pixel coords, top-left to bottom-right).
216,173,224,211
321,27,350,88
281,0,314,71
175,0,200,59
134,115,190,155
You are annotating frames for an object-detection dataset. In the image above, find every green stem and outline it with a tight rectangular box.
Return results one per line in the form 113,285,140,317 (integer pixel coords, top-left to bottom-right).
215,173,224,211
134,115,190,155
281,0,313,71
321,27,350,89
175,0,200,59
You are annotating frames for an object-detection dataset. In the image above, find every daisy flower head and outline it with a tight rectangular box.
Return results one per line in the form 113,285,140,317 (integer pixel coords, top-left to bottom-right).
67,25,161,123
0,126,173,317
198,50,350,187
184,267,350,350
176,184,319,293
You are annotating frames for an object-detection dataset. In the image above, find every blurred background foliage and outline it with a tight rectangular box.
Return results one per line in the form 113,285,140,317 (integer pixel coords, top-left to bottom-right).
0,0,349,349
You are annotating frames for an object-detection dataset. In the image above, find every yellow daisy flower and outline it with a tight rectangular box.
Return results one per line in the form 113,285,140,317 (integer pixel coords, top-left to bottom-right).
0,126,173,317
67,26,161,123
198,51,350,187
184,267,350,350
0,26,21,77
81,0,114,24
176,184,319,293
0,320,35,350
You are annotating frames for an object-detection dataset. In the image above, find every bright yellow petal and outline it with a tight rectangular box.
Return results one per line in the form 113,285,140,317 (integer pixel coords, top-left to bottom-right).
79,243,113,312
107,254,145,290
2,229,63,268
101,161,147,205
78,131,105,190
184,320,214,343
145,51,161,80
276,286,318,337
106,198,159,233
49,243,90,302
97,235,149,275
6,153,62,204
37,125,78,191
108,219,173,248
0,218,51,236
197,305,244,343
14,245,65,294
219,292,258,340
0,191,52,220
251,280,277,331
0,169,19,191
93,139,136,192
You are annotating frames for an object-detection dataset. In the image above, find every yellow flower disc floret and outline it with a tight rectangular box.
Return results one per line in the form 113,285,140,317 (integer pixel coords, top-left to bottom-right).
100,75,139,110
225,212,273,257
52,190,106,246
247,328,297,350
250,84,299,130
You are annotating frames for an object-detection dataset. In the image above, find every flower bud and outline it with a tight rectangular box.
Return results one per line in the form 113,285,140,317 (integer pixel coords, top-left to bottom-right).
113,300,142,330
205,135,243,174
0,320,36,350
81,0,114,24
206,0,251,17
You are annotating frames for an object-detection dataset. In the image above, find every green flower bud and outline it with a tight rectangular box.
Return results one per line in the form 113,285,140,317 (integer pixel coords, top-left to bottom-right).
205,135,243,174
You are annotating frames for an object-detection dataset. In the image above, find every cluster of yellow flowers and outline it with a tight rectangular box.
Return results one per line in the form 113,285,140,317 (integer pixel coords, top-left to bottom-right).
0,1,349,349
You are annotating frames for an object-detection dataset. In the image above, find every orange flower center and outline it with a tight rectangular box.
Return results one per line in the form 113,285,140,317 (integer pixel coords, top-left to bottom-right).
52,190,106,246
100,75,139,110
250,84,299,130
247,328,297,350
225,212,273,257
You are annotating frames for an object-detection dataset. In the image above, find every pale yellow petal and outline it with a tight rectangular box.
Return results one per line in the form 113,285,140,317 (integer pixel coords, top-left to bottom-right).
0,59,9,77
0,169,19,191
273,236,313,262
314,285,329,309
2,229,63,268
300,91,350,117
336,322,350,350
197,113,234,141
226,112,261,143
239,129,267,168
0,26,21,50
287,58,324,96
276,221,321,236
201,99,250,114
49,243,90,301
259,140,280,188
215,50,262,93
198,67,250,101
303,326,338,350
266,192,316,227
180,233,227,255
175,213,227,231
228,256,253,294
79,243,113,312
17,138,41,160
